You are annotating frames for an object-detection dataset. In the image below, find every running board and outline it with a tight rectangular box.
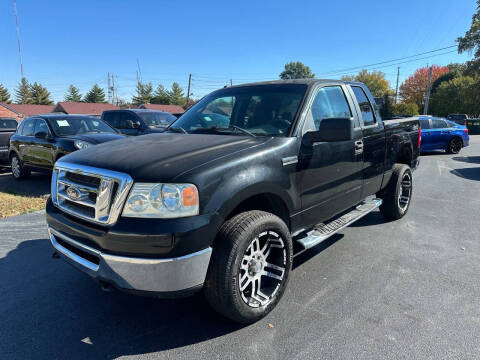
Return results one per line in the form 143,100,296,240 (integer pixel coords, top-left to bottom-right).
294,197,382,250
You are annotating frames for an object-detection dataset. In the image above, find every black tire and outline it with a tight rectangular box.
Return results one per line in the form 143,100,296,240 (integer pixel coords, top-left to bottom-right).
204,210,293,324
378,164,412,220
446,137,462,154
10,153,30,180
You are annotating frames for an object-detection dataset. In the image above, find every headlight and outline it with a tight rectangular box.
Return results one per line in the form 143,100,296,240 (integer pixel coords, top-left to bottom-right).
122,183,199,218
74,140,93,150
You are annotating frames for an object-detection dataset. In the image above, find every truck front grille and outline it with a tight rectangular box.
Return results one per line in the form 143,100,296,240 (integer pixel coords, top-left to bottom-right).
51,162,133,225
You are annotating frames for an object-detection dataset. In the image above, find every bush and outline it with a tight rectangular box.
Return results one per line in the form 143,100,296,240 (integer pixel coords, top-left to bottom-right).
392,102,419,117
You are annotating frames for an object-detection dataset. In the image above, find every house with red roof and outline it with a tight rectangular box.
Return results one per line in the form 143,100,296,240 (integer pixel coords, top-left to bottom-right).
0,103,55,121
139,103,185,114
52,102,120,117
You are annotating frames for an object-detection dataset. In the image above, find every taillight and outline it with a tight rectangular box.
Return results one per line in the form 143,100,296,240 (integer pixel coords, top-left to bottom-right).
418,126,422,148
464,128,469,134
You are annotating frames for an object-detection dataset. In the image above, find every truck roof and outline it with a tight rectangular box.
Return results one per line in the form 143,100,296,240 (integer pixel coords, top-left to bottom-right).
228,79,365,88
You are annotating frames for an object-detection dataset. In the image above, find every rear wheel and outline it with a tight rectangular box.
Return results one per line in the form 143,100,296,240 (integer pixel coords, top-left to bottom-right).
10,153,30,180
446,137,462,154
379,164,412,220
204,210,293,324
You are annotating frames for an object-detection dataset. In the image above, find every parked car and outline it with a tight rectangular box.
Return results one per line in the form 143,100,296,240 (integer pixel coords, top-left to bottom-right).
447,114,468,126
0,118,18,164
9,114,124,179
101,109,177,136
46,80,420,323
419,116,469,154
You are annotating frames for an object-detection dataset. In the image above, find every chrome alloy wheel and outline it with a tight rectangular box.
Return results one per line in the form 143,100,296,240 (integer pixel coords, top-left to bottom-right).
238,231,286,308
11,156,21,178
398,172,412,210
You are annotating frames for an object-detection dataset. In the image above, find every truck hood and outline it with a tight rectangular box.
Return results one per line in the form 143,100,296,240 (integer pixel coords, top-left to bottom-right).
66,133,125,144
60,133,271,182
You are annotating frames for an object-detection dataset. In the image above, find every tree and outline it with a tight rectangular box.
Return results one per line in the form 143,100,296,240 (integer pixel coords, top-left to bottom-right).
399,65,449,110
64,85,82,102
391,102,419,116
0,84,11,103
132,81,154,105
14,77,32,104
341,69,390,97
279,61,315,80
84,84,105,103
169,82,186,107
29,82,53,105
457,1,480,74
430,76,480,117
431,63,466,93
151,85,171,104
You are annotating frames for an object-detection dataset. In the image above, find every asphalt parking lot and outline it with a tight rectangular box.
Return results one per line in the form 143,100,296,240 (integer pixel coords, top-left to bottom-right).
1,137,479,360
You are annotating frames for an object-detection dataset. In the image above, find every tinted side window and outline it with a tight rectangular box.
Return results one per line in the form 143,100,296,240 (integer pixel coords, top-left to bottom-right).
432,119,447,129
419,119,431,129
23,119,36,136
309,86,352,131
0,119,17,129
16,121,25,135
351,86,376,126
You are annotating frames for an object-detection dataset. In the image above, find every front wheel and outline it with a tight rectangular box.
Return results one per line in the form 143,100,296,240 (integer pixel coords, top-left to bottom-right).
446,137,462,154
379,164,412,220
204,210,293,324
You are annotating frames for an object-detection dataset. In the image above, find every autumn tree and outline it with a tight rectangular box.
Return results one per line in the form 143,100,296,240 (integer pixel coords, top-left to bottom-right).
0,84,11,103
341,69,390,97
279,62,315,79
458,0,480,74
30,82,53,105
84,84,106,103
15,78,32,104
132,81,154,105
64,85,82,102
399,66,449,110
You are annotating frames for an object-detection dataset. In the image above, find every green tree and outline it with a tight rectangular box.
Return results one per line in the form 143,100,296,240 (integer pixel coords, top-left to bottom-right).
14,77,32,104
342,69,390,97
132,81,154,105
151,85,171,104
457,1,480,74
430,76,480,117
169,82,185,107
84,84,106,103
391,102,419,116
0,84,11,103
30,82,53,105
64,85,82,102
279,61,315,79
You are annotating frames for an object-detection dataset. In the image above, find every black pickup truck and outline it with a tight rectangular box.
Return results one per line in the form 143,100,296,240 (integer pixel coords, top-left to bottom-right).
46,80,420,323
0,118,18,164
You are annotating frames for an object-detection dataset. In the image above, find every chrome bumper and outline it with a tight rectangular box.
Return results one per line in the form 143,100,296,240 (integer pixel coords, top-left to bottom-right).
48,227,212,293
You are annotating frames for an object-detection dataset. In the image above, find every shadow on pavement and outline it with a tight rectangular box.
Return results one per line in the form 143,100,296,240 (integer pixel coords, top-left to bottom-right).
420,151,446,156
0,238,243,359
451,167,480,181
0,171,51,197
452,156,480,164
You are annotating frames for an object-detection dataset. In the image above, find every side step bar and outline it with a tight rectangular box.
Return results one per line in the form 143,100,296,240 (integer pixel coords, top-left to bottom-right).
294,197,382,251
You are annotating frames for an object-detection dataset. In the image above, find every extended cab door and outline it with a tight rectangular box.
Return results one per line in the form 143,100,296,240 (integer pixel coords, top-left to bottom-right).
347,85,386,199
297,84,364,227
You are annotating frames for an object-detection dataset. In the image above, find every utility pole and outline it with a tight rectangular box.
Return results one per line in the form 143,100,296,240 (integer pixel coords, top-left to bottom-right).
107,72,111,103
186,74,192,107
13,0,24,78
423,66,433,115
394,67,400,104
230,79,233,86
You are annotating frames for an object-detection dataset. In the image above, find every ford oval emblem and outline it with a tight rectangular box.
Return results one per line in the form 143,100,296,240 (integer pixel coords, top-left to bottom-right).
66,186,82,201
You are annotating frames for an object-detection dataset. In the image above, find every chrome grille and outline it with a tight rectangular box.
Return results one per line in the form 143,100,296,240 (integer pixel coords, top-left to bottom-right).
52,161,133,225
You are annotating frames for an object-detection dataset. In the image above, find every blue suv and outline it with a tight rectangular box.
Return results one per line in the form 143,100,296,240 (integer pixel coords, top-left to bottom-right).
419,116,469,154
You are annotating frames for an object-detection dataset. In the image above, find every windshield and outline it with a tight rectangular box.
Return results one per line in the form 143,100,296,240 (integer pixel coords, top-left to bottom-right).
137,112,177,128
48,117,116,136
169,84,307,136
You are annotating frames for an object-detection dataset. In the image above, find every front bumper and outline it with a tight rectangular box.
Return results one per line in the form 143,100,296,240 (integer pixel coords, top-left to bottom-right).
48,227,212,294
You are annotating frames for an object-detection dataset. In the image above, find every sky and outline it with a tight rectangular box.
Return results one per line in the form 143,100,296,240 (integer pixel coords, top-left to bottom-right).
0,0,476,103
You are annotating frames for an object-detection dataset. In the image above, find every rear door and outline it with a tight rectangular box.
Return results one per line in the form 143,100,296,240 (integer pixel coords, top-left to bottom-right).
419,118,433,150
18,118,37,164
431,119,450,148
347,85,386,199
31,118,55,168
298,84,364,226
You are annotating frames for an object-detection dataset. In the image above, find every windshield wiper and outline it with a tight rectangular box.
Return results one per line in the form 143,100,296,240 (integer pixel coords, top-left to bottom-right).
169,126,188,134
227,125,256,137
192,125,255,137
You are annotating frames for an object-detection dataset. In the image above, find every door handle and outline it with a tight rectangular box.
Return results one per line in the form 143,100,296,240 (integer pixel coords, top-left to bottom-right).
354,140,363,154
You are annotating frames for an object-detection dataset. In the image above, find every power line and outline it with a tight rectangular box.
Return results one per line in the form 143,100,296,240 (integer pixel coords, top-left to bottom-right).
13,0,24,78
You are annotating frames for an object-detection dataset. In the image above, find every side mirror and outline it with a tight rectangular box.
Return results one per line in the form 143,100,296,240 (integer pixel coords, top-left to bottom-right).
302,118,353,145
35,131,48,139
